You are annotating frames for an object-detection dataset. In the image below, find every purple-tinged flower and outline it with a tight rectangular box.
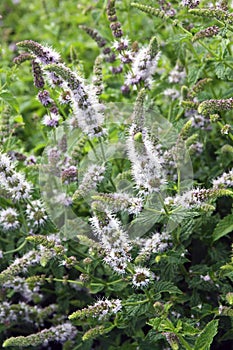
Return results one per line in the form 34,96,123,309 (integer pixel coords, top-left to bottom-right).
112,37,130,51
164,88,180,100
168,64,186,83
17,40,60,65
61,165,77,184
124,37,160,89
42,113,60,127
181,0,199,8
37,90,53,106
59,90,71,104
31,60,45,88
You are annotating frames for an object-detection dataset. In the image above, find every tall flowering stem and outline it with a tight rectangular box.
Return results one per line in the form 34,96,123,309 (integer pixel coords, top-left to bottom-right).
107,0,123,38
189,8,233,23
198,98,233,115
44,63,105,137
131,3,168,19
3,323,77,348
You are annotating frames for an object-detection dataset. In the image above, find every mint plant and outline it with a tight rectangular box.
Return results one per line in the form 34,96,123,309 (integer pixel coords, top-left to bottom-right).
0,0,233,349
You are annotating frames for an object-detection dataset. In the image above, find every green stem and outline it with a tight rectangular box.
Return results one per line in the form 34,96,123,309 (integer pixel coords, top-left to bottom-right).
88,139,99,160
158,192,169,215
3,239,27,255
45,277,83,286
177,168,181,195
123,298,149,306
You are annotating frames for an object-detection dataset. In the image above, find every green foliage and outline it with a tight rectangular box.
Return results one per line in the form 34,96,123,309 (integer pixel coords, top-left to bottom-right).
0,0,233,349
194,319,219,350
212,213,233,241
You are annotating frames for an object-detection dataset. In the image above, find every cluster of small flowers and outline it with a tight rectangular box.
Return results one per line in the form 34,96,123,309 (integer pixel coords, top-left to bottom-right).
0,153,32,201
193,25,219,42
212,168,233,188
189,141,204,155
185,109,211,130
42,112,60,128
92,192,143,215
17,40,60,65
16,41,105,137
90,210,132,274
181,0,199,8
158,0,176,17
0,207,20,231
171,187,219,208
0,301,56,327
132,266,154,288
198,97,233,115
43,322,77,345
66,75,106,137
123,37,160,91
168,64,186,84
0,248,58,284
73,164,105,200
3,322,77,347
70,298,122,321
3,276,42,301
200,274,211,282
61,165,77,184
138,231,171,260
127,124,166,194
80,25,116,63
164,88,180,100
107,0,123,38
26,199,48,228
221,124,231,135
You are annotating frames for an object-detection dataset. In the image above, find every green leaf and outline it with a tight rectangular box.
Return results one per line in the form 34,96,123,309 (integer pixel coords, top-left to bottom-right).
154,281,183,297
89,283,105,294
212,214,233,242
124,295,151,318
0,90,19,113
194,319,219,350
188,63,205,85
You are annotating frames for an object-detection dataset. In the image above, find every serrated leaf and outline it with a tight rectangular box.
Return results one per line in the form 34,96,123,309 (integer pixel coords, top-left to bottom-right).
154,281,183,295
212,214,233,242
194,319,219,350
89,283,105,294
188,64,205,85
124,295,151,318
147,317,162,329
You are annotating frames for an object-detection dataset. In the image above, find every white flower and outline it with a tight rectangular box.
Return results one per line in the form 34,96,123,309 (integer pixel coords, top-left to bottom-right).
125,46,160,88
200,274,211,282
73,164,105,200
26,200,48,228
168,64,186,83
164,88,180,100
127,124,166,194
132,266,154,288
0,208,20,231
212,169,233,188
139,231,171,259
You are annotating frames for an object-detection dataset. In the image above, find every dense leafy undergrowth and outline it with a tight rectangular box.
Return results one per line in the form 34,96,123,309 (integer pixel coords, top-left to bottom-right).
0,0,233,349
